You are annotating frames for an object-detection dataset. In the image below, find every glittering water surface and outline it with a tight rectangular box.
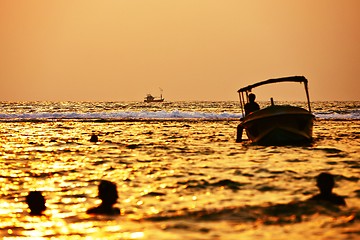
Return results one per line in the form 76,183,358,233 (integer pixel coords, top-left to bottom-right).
0,101,359,239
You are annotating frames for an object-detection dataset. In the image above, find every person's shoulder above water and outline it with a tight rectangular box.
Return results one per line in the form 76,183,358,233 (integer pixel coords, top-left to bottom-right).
86,205,121,215
307,172,346,206
308,193,346,206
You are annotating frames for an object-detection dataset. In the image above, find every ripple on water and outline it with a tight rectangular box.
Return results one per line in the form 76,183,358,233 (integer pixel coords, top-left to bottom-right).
145,200,357,227
285,158,309,163
177,179,246,191
314,147,343,154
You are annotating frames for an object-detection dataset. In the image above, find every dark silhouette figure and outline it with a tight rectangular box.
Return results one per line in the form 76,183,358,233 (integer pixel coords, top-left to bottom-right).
244,93,260,116
87,180,120,215
236,93,260,142
308,172,346,206
26,191,46,216
236,124,244,142
90,134,99,143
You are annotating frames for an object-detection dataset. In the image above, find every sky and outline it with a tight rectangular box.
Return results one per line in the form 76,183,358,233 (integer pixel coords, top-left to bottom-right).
0,0,359,101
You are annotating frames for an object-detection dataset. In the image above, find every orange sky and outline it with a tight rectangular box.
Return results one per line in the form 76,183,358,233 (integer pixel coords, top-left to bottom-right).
0,1,359,101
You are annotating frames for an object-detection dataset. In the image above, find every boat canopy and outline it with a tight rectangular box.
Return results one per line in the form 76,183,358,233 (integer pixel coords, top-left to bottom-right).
237,76,308,93
237,76,312,116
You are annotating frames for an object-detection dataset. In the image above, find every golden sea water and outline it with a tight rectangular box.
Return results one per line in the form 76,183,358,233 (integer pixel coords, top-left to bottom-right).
0,101,359,239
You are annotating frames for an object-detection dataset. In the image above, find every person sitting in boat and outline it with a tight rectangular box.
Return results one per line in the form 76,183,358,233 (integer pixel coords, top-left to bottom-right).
87,180,121,215
26,191,46,216
308,172,346,206
244,93,260,115
236,93,260,142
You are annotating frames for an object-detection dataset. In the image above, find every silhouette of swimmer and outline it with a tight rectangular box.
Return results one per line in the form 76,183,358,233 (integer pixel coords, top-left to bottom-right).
308,172,346,206
90,134,98,143
87,180,120,215
26,191,46,216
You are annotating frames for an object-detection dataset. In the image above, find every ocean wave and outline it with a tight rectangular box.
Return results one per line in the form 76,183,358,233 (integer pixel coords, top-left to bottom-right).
0,111,242,121
314,109,360,120
144,201,359,225
0,110,359,121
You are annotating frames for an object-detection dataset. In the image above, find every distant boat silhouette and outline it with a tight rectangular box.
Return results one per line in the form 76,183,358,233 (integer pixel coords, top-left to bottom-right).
144,89,164,103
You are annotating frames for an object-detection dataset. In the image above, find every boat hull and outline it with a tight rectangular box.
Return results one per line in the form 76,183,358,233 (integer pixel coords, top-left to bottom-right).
240,105,314,145
144,99,164,103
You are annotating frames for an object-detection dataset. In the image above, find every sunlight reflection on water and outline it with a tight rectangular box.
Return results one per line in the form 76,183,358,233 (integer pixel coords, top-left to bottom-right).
0,102,359,239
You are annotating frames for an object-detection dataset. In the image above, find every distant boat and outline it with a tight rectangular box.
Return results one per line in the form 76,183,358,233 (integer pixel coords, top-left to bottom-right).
236,76,314,145
144,89,164,103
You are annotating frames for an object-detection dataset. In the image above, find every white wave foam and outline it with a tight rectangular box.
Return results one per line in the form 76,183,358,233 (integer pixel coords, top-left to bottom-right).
1,110,359,121
315,114,360,120
0,111,242,120
314,110,360,120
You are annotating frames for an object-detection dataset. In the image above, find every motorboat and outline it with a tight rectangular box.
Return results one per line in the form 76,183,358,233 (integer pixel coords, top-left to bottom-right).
144,89,164,103
144,94,164,103
236,76,314,145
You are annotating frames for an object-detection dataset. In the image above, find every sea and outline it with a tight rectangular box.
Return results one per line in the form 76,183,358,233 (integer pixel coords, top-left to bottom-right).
0,101,359,240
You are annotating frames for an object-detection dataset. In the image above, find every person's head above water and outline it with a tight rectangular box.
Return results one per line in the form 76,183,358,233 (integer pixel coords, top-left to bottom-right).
87,180,120,215
98,180,118,205
316,172,335,195
248,93,256,102
90,134,98,143
26,191,46,215
308,172,346,206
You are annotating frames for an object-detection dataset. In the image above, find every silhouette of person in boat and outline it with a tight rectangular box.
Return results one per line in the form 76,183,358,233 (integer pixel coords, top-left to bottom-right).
26,191,46,216
87,180,120,215
308,172,346,206
244,93,260,116
236,93,260,142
